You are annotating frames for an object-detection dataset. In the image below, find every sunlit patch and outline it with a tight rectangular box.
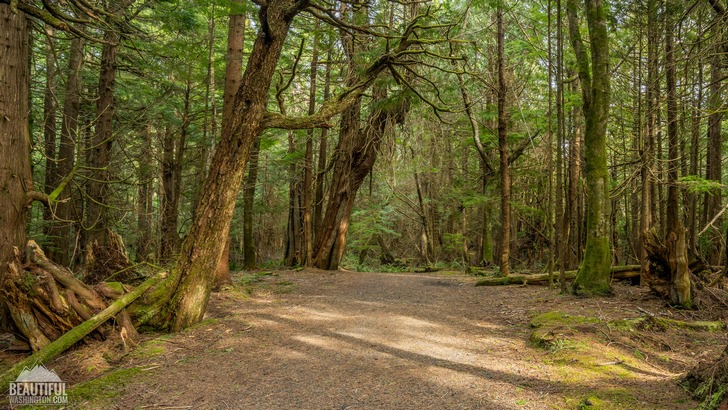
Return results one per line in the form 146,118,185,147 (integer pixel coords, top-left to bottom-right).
291,334,359,354
392,315,440,328
253,318,282,327
277,306,351,321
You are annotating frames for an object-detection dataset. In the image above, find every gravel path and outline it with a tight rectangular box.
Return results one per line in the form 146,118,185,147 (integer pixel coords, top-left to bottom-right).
91,269,704,409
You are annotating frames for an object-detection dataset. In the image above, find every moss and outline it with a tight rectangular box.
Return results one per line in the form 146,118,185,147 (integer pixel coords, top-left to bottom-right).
571,237,613,297
134,341,166,358
103,282,125,294
530,311,600,328
67,367,143,405
609,316,725,333
529,311,600,349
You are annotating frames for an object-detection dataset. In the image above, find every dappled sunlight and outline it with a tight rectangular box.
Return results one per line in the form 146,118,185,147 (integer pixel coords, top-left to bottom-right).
74,271,705,409
292,334,358,353
277,305,353,321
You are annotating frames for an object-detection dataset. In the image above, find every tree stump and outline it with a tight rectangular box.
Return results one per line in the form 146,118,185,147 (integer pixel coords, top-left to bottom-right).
642,227,693,307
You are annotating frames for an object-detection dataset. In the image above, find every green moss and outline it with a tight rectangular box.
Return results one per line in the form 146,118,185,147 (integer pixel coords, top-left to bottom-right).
529,311,600,349
67,367,142,405
609,316,725,333
571,237,613,296
530,311,600,328
103,282,126,294
188,318,220,330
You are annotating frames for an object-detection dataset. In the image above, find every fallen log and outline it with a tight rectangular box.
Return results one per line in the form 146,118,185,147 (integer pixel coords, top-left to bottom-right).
0,271,165,392
474,265,641,286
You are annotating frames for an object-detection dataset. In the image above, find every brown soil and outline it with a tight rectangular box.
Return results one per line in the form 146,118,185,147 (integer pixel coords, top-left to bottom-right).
30,270,728,409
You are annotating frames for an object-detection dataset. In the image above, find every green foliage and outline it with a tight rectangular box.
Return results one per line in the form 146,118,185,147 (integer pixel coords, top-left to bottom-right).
679,175,725,194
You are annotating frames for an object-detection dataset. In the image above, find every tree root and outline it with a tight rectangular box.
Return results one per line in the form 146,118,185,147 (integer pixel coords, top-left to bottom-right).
1,241,148,352
0,271,164,392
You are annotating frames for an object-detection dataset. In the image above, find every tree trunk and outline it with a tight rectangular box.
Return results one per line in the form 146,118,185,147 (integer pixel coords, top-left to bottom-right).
0,4,32,331
85,2,134,282
160,125,181,261
313,86,409,270
213,0,247,286
148,0,304,331
284,124,304,266
50,37,84,267
302,23,320,266
687,35,702,252
137,125,153,262
42,27,58,251
242,137,260,270
496,4,511,277
568,0,612,296
313,48,332,242
556,0,568,290
703,28,723,265
640,0,658,284
664,2,692,307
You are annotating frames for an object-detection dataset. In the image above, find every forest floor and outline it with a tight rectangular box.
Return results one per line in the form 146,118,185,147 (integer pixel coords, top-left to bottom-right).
5,269,728,409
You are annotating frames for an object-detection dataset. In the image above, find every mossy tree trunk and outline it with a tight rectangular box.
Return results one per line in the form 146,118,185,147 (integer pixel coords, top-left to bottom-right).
567,0,612,296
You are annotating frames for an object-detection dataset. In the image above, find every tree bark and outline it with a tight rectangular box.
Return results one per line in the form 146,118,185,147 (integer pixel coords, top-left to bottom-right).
568,0,612,296
663,1,692,307
242,137,260,270
42,27,58,246
50,36,84,267
213,0,247,286
0,4,32,331
151,0,308,331
703,25,724,265
313,48,332,243
137,125,153,262
496,4,511,277
313,86,409,270
84,1,134,282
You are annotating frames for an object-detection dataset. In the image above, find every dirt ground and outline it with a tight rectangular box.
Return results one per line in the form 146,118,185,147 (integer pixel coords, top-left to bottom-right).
21,269,728,409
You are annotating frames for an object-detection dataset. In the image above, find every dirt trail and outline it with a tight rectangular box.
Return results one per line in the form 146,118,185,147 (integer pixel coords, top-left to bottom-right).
70,270,718,409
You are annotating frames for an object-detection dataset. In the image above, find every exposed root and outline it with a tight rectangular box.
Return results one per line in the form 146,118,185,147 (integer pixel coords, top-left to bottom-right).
1,241,141,352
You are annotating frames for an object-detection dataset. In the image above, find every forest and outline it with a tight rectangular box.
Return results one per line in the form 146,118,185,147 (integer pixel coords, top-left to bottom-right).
1,0,728,408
